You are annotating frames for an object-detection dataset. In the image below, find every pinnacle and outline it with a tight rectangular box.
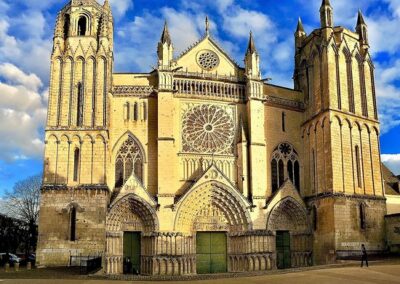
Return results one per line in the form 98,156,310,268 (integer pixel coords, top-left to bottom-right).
247,31,257,54
357,10,366,26
296,17,305,33
205,16,210,36
321,0,331,7
160,21,172,45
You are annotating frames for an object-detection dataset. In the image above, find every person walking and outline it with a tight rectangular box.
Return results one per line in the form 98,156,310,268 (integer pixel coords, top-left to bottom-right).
361,244,368,267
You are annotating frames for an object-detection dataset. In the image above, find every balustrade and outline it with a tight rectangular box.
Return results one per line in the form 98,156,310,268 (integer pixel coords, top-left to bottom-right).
173,78,245,101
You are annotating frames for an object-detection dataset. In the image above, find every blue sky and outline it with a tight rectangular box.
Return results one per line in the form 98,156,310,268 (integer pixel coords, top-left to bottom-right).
0,0,400,196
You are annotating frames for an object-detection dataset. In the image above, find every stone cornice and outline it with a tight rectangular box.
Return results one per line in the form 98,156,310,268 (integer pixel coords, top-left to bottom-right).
41,184,110,192
305,192,386,202
112,85,155,97
264,95,305,111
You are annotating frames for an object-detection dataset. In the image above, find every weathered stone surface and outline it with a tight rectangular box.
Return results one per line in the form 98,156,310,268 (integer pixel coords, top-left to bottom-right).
37,0,390,276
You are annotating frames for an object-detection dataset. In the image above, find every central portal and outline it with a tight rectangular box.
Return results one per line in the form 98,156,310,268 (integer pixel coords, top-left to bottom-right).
196,232,227,274
123,232,141,274
276,231,291,269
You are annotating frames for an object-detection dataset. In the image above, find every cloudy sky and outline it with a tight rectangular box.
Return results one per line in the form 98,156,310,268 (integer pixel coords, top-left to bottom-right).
0,0,399,195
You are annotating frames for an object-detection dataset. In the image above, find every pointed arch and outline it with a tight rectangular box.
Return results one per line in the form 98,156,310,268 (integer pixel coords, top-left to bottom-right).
114,133,145,187
174,181,252,233
107,193,159,232
270,142,300,192
266,197,310,234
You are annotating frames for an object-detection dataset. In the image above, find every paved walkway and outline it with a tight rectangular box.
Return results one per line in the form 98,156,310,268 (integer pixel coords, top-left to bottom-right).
1,263,400,284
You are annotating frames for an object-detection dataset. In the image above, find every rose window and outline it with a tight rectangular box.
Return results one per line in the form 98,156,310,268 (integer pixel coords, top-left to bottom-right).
197,51,220,71
182,105,235,154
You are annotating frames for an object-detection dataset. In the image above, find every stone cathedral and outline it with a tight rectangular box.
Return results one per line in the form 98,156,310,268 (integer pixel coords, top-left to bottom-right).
37,0,388,275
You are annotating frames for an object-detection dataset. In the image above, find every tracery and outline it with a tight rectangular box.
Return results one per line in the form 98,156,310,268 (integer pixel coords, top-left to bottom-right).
115,137,143,187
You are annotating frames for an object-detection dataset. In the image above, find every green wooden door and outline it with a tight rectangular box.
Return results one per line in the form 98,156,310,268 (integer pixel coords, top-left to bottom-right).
276,231,291,269
123,232,141,274
196,232,227,274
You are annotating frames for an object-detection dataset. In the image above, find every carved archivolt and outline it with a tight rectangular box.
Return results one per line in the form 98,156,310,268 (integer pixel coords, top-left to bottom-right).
106,194,158,233
267,197,309,234
182,104,235,155
174,181,251,233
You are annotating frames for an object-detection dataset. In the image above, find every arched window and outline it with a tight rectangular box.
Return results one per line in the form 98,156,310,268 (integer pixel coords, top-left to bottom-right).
133,102,138,121
344,51,355,113
358,61,368,117
77,16,87,36
363,27,368,43
63,14,70,39
115,136,144,187
70,206,76,241
271,159,278,193
355,145,362,188
73,148,80,182
278,160,284,187
294,161,300,190
312,149,316,193
77,82,84,127
282,112,286,132
359,203,366,230
271,142,300,193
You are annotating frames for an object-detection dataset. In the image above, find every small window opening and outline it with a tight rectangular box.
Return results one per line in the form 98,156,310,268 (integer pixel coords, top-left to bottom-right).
77,82,84,127
282,112,286,132
360,204,366,230
313,205,317,231
63,14,70,38
70,206,76,241
73,148,80,182
355,145,362,188
78,17,87,36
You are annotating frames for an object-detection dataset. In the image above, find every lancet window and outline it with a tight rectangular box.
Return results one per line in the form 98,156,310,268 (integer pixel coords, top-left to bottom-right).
271,142,300,193
77,16,87,36
115,137,144,187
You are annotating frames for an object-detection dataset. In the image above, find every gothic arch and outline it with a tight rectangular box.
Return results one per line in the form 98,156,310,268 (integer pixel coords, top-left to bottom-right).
266,197,310,234
112,131,147,162
106,193,159,233
174,181,252,233
113,134,145,187
270,142,301,192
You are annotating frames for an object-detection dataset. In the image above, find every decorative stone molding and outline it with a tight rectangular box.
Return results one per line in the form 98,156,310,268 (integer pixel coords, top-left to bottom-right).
264,95,305,111
112,85,155,97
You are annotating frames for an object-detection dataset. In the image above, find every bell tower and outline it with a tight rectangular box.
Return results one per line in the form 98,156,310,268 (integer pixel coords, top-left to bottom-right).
44,0,113,186
48,0,113,129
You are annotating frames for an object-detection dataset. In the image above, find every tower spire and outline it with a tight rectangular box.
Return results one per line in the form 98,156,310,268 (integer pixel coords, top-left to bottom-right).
356,10,369,50
158,20,174,68
205,16,210,36
320,0,333,28
245,31,260,79
246,31,257,54
296,17,305,33
160,21,172,45
357,9,366,26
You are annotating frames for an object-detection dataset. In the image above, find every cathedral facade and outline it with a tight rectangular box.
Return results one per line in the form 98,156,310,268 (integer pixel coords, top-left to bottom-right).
37,0,388,275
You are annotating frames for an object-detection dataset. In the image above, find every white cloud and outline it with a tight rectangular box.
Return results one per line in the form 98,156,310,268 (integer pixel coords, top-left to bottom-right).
110,0,134,18
382,154,400,175
222,7,276,41
374,60,400,134
0,63,42,91
0,64,47,161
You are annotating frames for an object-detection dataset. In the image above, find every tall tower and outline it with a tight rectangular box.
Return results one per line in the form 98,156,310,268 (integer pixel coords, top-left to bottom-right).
244,32,267,215
38,0,113,266
44,0,113,185
295,2,386,264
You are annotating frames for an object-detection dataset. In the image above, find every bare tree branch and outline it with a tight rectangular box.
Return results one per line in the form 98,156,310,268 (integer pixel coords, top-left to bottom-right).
4,175,41,224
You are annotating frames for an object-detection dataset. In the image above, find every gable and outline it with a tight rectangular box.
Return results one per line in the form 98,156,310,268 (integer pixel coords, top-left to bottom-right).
176,36,244,78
